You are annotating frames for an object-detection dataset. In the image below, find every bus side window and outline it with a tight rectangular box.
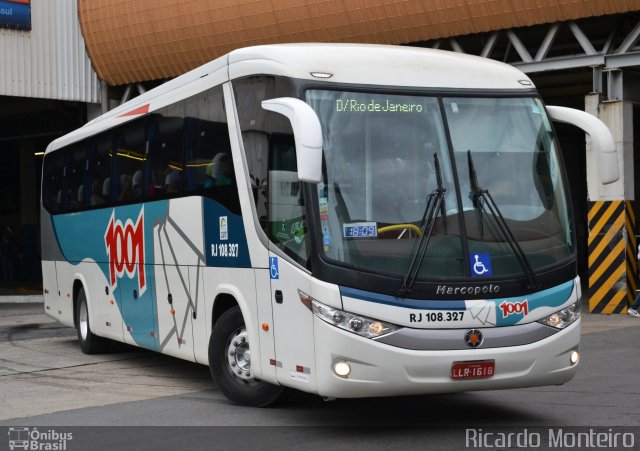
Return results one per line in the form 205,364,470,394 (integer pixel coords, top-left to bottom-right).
268,134,309,265
184,85,239,214
146,110,185,200
65,145,86,212
87,135,113,207
113,120,145,204
42,151,65,213
185,120,232,191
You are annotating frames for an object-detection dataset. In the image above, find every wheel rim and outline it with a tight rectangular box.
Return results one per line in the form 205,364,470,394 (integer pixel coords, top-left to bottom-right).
79,299,88,340
225,327,256,384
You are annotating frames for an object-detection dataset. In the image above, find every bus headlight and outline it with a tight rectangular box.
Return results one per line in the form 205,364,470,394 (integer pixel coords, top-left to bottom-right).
298,290,399,339
537,302,580,329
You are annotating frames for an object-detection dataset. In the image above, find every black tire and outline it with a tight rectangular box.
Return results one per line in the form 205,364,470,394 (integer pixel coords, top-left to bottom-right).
76,287,108,354
209,306,284,407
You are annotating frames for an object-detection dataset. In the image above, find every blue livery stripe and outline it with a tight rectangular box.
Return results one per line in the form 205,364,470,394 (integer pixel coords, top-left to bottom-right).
341,280,575,314
340,286,467,310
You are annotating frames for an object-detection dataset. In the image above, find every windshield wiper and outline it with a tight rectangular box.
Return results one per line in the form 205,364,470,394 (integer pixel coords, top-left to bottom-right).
467,150,538,290
395,153,446,296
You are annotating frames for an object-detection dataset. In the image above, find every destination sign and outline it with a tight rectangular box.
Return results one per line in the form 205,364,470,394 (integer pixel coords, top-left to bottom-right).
336,99,424,113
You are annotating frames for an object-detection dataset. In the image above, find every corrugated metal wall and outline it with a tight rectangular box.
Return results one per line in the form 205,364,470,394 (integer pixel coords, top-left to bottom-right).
0,0,100,102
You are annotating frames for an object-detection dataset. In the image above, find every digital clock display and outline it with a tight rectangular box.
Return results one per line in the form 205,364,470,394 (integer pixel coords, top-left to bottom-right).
343,222,377,238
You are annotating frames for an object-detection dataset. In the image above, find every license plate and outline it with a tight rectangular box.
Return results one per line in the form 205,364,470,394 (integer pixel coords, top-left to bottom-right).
451,360,495,380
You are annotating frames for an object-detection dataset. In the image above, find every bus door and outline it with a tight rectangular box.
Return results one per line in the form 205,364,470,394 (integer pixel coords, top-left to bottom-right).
266,135,317,390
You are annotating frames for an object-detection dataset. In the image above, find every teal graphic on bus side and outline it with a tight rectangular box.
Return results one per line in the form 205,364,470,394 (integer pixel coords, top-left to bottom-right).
52,200,170,351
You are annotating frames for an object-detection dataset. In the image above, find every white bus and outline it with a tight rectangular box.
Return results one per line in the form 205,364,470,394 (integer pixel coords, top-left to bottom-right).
41,44,618,406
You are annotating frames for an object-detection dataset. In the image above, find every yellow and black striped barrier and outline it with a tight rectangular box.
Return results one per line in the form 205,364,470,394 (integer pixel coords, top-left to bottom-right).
625,201,637,312
588,200,636,314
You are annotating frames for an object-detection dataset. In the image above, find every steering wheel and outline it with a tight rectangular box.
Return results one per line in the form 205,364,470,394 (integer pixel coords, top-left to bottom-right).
377,224,423,239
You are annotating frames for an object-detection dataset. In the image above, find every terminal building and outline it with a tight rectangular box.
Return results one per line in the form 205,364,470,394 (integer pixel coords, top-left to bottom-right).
1,0,639,312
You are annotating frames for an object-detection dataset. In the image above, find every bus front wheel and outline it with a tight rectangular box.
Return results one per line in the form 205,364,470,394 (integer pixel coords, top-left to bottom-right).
209,306,284,407
76,287,108,354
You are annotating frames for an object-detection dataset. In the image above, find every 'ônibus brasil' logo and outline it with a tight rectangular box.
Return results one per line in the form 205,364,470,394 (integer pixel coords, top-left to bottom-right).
104,208,146,295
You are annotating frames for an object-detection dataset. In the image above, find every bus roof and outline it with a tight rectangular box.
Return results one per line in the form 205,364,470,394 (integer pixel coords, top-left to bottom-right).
228,43,533,90
46,43,534,154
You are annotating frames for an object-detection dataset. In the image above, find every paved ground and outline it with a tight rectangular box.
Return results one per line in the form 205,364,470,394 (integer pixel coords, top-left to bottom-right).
0,304,212,421
0,304,640,425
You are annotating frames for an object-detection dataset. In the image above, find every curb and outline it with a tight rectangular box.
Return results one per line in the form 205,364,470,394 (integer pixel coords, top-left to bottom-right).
0,295,44,304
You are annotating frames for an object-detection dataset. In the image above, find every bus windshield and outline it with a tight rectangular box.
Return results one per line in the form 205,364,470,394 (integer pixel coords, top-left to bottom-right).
306,90,573,281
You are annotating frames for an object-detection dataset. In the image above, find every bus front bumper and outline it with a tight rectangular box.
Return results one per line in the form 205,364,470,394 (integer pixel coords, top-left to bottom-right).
313,316,580,398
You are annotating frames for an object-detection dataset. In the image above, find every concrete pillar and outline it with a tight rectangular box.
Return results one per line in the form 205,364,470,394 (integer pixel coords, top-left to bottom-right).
585,94,635,313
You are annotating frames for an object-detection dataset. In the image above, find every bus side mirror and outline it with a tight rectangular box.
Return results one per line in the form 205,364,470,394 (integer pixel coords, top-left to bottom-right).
262,97,323,184
546,105,619,185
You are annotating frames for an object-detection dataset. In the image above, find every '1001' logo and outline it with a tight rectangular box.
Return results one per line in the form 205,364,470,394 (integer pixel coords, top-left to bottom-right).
499,299,528,318
104,208,146,294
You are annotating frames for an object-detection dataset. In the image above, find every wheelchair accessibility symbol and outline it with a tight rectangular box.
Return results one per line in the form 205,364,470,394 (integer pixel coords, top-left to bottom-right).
470,253,492,277
270,257,279,280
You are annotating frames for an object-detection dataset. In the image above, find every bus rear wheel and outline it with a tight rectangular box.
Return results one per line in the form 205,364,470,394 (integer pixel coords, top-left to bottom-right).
76,287,108,354
209,306,284,407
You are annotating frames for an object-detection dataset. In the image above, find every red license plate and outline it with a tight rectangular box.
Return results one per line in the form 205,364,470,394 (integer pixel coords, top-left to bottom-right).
451,360,495,380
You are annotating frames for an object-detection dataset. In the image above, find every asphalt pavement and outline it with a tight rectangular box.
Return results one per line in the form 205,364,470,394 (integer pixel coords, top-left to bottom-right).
0,303,638,450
